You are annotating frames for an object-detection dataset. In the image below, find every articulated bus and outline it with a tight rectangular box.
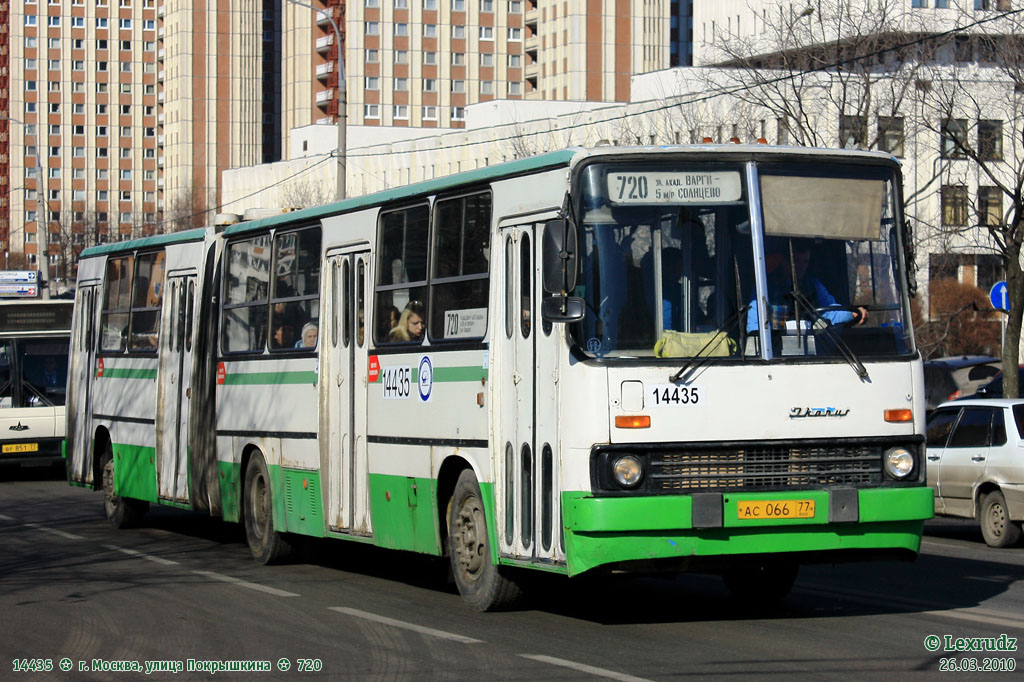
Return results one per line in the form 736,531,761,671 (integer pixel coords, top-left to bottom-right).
0,299,73,468
67,145,932,610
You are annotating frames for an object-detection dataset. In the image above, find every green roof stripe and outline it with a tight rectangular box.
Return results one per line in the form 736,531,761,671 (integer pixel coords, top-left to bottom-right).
80,227,209,258
223,148,578,236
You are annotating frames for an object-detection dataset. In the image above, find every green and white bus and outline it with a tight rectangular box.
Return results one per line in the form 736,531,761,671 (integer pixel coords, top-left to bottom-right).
67,145,932,610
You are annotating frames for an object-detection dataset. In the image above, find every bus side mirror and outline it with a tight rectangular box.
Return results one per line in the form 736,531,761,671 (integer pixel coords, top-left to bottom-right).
542,218,584,323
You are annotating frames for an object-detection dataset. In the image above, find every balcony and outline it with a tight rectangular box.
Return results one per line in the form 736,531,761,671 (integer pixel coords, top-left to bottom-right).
315,89,334,104
315,62,334,79
157,134,164,146
157,69,164,81
157,4,164,17
157,91,164,102
315,34,334,53
158,48,164,61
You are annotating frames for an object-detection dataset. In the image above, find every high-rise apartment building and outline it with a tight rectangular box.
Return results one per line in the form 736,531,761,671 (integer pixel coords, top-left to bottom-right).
1,0,681,277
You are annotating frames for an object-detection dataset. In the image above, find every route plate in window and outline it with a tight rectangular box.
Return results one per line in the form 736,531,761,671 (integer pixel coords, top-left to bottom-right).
736,499,815,520
3,443,39,454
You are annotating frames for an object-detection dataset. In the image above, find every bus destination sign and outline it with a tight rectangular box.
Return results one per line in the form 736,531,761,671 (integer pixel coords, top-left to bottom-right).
607,171,743,205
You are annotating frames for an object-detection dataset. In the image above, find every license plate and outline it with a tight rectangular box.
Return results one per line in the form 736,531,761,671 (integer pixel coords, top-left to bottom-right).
736,499,815,520
3,443,39,454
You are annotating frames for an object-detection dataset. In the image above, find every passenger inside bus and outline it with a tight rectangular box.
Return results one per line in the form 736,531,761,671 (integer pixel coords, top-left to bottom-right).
388,301,425,342
271,322,296,349
296,322,318,349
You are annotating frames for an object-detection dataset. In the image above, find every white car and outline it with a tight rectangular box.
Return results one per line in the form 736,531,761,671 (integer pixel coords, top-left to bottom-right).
925,399,1024,547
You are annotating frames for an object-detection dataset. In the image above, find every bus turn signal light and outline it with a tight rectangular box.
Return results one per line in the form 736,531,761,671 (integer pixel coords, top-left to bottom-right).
615,415,651,429
885,409,913,423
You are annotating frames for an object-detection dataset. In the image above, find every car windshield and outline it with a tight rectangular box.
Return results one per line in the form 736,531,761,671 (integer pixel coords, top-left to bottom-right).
568,160,914,360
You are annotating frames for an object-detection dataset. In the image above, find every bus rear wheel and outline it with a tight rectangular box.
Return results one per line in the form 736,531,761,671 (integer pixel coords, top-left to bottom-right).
100,446,148,528
722,561,798,606
448,469,523,612
243,454,292,564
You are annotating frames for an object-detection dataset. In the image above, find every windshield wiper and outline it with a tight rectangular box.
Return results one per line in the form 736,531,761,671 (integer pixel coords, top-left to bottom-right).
788,289,869,381
670,304,750,383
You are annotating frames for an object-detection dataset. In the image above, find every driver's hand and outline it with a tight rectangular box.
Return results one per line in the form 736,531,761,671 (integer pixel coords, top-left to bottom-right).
854,306,869,325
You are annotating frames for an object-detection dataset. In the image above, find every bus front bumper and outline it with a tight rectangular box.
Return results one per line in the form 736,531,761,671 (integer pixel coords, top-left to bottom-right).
562,486,934,576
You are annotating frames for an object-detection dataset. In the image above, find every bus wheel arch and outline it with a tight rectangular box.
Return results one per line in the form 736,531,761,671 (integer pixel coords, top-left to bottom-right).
96,429,148,528
241,446,292,564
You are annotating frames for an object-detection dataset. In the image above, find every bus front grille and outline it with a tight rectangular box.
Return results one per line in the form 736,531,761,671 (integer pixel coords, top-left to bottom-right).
650,444,882,492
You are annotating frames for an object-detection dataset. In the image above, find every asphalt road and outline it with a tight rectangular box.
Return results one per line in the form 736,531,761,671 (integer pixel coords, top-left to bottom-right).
2,467,1022,681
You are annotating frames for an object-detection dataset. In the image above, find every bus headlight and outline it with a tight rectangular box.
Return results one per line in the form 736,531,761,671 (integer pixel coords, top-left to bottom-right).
883,447,915,479
612,455,644,488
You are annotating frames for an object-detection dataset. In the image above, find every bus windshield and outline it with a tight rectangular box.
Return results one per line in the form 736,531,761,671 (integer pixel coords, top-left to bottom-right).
570,159,913,360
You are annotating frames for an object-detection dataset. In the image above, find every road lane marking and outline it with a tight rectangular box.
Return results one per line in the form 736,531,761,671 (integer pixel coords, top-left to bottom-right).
328,607,483,644
23,522,85,540
0,514,15,521
103,544,179,566
192,570,299,598
519,655,654,682
799,584,1024,630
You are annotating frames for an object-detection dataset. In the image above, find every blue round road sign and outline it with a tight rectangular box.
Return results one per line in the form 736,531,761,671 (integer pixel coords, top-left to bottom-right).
990,281,1009,312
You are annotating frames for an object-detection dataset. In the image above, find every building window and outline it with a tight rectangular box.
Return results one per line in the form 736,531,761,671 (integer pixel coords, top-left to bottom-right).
423,24,437,38
120,190,131,201
424,79,437,92
452,25,466,39
877,116,904,157
423,51,437,65
393,105,409,120
365,76,379,90
480,26,494,40
508,0,522,12
451,107,466,121
978,186,1002,226
451,80,466,93
839,114,867,148
120,170,132,180
480,81,494,95
452,0,465,9
480,53,494,67
482,0,494,10
394,50,408,64
120,126,131,137
25,15,38,26
395,0,407,7
508,81,522,96
364,104,380,119
48,16,60,27
394,23,408,36
394,78,409,91
120,18,132,29
72,16,85,28
978,120,1003,160
365,49,379,63
423,0,436,7
941,118,969,159
912,0,927,6
98,126,108,136
422,106,437,120
451,52,465,66
508,54,522,67
365,0,378,6
508,27,523,41
941,185,969,226
97,190,109,201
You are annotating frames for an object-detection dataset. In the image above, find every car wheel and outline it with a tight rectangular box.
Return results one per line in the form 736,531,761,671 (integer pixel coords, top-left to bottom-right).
979,490,1022,548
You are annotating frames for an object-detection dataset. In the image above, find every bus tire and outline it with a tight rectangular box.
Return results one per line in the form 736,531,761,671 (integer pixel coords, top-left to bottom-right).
448,469,523,612
243,453,292,564
100,446,148,528
722,561,798,605
980,490,1022,548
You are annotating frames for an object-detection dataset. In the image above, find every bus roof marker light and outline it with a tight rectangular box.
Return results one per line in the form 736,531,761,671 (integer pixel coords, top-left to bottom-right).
615,415,650,429
884,409,912,423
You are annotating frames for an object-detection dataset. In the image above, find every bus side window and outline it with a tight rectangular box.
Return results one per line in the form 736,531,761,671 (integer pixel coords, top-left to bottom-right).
375,204,429,344
100,255,134,352
430,192,491,342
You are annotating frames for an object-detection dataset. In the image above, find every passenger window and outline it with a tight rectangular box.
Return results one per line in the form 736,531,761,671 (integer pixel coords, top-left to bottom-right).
128,251,165,352
222,236,271,352
948,407,994,448
100,255,134,352
926,408,959,447
520,233,531,338
271,229,321,351
992,408,1007,446
429,192,491,341
375,204,429,344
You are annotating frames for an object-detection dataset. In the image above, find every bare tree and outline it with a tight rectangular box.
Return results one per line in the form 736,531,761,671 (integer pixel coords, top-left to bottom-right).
280,177,333,210
162,182,212,233
915,10,1024,396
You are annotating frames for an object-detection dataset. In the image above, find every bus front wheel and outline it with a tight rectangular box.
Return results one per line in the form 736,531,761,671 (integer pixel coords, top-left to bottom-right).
722,561,798,606
448,469,523,611
243,454,292,564
100,446,148,528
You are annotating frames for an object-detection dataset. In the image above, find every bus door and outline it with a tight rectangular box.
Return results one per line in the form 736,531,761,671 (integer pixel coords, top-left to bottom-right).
497,225,559,562
157,274,196,502
323,249,371,534
69,284,100,485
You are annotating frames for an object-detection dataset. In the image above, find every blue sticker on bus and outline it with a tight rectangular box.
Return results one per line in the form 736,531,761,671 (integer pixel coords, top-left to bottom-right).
418,355,433,402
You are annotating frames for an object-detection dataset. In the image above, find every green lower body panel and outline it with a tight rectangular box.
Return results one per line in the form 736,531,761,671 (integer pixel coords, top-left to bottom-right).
368,473,442,555
113,443,157,503
562,486,934,576
218,461,241,523
281,468,325,537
